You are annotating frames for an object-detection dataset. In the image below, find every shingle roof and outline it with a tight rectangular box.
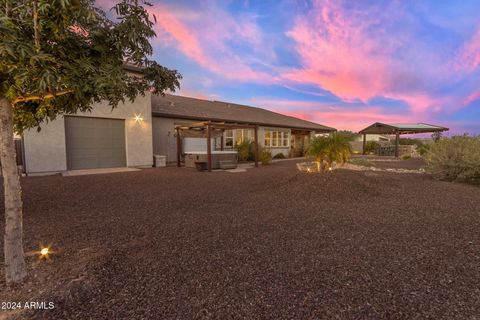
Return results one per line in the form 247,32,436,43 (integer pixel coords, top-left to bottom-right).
359,122,449,134
151,94,335,132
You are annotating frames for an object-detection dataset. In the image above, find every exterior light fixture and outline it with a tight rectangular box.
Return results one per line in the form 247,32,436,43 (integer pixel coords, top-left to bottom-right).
38,246,52,260
134,114,143,122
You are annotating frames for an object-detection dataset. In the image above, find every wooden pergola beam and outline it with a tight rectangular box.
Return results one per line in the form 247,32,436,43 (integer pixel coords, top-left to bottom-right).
254,125,259,167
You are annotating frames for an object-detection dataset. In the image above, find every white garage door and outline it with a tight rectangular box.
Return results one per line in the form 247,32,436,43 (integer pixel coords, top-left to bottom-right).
65,116,126,170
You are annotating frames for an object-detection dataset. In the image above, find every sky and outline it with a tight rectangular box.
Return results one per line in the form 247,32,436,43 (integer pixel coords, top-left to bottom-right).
97,0,480,134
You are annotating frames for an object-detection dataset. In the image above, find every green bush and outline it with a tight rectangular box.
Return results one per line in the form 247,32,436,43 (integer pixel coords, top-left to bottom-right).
306,133,353,171
235,140,255,162
425,135,480,184
259,148,272,165
399,138,425,147
364,141,380,154
401,154,411,160
273,153,285,159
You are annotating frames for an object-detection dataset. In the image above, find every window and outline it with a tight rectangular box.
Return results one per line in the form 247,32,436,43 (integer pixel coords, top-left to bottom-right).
235,129,252,145
264,131,271,147
225,130,233,148
264,130,289,147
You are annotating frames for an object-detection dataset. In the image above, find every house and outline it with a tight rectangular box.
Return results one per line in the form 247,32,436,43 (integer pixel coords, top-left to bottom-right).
151,95,335,163
22,93,335,174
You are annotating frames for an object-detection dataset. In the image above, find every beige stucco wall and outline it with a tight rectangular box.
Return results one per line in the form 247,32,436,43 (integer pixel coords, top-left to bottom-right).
23,93,153,174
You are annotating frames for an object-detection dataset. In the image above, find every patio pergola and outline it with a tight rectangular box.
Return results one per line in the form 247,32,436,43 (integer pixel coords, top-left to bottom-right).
359,123,449,157
175,121,259,172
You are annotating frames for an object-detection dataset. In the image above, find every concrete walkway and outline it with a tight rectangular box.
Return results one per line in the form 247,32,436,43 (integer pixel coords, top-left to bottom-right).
62,167,141,177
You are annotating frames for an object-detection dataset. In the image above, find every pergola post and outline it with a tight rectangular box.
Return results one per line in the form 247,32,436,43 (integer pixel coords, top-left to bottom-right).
395,131,400,158
220,133,224,151
254,125,259,167
206,123,212,172
362,133,366,155
176,127,181,167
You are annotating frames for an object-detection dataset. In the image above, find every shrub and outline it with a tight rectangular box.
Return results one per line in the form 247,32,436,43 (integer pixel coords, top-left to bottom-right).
425,135,480,184
273,153,285,159
401,154,411,160
364,141,380,154
235,140,255,162
259,148,272,165
306,133,353,172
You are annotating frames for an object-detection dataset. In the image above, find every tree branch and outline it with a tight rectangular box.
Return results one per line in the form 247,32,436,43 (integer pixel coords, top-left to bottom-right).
33,0,40,51
13,90,73,104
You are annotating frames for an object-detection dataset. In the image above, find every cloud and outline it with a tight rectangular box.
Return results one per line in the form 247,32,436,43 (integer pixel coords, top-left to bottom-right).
250,98,413,131
282,0,480,119
148,2,278,83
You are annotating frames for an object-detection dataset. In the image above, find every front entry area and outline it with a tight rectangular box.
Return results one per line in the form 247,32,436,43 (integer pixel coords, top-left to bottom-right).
65,116,127,170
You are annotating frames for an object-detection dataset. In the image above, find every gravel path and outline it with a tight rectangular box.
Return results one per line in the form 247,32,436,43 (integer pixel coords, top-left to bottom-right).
1,160,479,319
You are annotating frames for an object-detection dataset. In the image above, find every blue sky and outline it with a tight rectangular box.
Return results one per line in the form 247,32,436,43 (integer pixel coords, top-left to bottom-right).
98,0,480,134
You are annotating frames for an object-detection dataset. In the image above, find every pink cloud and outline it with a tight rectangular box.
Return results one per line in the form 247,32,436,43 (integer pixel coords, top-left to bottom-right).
148,3,277,83
251,98,413,131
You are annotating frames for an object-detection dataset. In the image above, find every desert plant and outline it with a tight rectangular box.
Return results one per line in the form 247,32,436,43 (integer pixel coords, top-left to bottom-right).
235,140,255,162
259,148,272,165
364,141,380,154
401,154,412,160
273,153,285,159
425,135,480,184
306,133,353,171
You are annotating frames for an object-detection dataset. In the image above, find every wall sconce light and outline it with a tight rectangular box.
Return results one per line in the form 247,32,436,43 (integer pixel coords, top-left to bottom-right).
134,114,144,122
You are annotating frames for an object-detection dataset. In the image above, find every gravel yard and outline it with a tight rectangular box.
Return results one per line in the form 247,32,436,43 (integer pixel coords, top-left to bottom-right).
1,159,479,319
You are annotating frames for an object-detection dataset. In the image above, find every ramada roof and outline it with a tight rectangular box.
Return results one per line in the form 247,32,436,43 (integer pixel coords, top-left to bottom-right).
359,122,449,135
151,94,335,132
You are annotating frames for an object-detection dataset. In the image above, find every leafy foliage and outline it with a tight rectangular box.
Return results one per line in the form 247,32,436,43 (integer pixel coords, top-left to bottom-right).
272,152,285,159
235,140,255,162
425,135,480,184
306,133,353,172
259,148,272,165
364,141,380,154
0,0,181,133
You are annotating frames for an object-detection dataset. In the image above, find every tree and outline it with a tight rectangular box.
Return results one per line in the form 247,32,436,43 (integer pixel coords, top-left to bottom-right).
0,0,181,284
306,133,353,172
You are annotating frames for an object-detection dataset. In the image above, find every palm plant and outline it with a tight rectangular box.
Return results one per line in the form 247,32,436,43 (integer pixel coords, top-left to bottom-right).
305,136,330,172
306,133,353,172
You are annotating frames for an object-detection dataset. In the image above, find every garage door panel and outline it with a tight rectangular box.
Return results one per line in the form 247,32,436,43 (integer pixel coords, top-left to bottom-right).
65,117,126,170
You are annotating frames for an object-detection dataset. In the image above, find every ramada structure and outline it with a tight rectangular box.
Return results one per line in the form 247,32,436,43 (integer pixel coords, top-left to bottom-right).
22,93,335,174
359,122,449,157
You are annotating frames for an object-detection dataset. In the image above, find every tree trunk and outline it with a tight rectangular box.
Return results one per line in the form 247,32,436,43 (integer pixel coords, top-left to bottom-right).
0,97,27,284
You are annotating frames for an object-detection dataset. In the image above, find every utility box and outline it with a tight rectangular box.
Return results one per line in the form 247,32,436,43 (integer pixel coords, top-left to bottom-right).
154,155,167,168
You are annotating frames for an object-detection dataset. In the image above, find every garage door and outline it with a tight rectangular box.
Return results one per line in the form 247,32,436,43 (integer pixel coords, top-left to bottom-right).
65,116,126,170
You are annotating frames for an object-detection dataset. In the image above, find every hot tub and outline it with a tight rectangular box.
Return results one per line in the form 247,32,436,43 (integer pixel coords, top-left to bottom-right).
184,151,238,169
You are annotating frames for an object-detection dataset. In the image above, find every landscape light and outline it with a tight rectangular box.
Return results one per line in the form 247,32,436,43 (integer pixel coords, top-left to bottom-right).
39,247,51,259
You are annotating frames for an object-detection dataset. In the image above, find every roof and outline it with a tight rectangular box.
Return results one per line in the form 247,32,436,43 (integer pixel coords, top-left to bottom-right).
359,122,449,134
151,94,336,132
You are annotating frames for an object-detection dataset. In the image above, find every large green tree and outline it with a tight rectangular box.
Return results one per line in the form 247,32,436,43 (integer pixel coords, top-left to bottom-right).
0,0,181,284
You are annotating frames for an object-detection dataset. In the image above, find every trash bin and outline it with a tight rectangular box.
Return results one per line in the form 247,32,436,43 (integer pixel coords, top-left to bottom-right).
154,155,167,167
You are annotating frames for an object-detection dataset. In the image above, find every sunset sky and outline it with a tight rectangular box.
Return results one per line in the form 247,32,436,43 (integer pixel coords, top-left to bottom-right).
98,0,480,134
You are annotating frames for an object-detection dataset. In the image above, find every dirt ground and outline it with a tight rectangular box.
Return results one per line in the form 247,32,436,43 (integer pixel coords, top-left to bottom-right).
0,159,479,319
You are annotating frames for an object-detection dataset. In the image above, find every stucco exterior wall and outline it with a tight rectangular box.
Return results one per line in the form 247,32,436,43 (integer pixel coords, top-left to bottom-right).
23,93,153,174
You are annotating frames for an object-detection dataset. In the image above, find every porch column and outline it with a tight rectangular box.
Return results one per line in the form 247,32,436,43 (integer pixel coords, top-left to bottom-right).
220,132,224,151
207,124,212,172
395,131,400,158
362,133,366,155
254,125,259,167
176,127,181,167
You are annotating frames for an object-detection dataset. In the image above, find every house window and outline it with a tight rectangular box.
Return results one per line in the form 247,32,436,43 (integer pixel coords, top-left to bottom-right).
225,129,233,148
264,130,289,147
235,129,252,145
264,131,271,147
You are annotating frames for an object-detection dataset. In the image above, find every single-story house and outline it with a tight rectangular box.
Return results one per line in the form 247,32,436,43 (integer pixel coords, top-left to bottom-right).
21,93,335,175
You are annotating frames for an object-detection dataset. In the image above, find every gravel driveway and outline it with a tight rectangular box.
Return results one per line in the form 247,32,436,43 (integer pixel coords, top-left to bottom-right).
1,159,479,319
